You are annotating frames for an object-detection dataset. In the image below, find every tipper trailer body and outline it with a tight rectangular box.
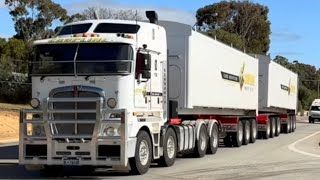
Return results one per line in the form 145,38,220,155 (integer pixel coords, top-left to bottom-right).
19,11,297,175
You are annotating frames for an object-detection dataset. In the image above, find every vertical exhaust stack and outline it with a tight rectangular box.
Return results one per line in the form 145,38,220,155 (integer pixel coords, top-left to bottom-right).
146,11,158,24
94,10,100,20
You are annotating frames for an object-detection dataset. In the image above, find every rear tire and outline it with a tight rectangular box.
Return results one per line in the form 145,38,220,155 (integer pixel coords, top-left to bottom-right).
232,121,243,147
275,117,280,137
249,119,257,143
158,128,177,167
284,119,290,134
291,116,295,132
262,120,270,139
194,124,208,157
242,120,250,145
129,130,152,175
207,123,219,154
270,118,275,138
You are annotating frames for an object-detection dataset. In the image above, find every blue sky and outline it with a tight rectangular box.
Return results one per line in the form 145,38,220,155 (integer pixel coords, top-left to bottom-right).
0,0,319,68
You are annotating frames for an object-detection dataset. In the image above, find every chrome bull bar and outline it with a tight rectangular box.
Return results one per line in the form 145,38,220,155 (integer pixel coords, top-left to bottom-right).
19,97,128,166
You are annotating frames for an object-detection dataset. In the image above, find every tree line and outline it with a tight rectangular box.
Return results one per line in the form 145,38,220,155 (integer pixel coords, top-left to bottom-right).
0,0,317,112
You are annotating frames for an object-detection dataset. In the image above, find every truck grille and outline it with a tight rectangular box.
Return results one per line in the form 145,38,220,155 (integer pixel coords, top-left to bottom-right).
49,86,104,137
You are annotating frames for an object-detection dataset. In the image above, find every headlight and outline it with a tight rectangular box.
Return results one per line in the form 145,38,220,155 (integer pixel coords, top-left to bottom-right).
107,98,117,109
30,98,40,109
105,127,115,136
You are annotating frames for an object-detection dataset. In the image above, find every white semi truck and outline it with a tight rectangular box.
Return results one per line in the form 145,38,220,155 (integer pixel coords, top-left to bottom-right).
19,11,298,175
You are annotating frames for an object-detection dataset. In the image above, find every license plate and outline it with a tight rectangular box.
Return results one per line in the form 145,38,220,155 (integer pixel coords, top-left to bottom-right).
63,159,80,166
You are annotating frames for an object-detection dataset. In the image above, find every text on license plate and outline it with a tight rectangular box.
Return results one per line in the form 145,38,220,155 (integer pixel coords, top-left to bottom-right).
63,159,80,165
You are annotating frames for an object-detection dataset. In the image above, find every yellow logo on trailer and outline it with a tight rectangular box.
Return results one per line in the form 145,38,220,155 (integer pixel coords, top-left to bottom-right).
288,79,296,95
239,63,256,90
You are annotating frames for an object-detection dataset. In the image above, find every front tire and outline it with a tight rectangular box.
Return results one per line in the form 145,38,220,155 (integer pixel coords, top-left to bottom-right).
129,130,152,175
158,128,177,167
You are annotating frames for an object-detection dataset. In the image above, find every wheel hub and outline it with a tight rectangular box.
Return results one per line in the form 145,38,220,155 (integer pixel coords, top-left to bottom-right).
167,136,175,159
139,140,149,166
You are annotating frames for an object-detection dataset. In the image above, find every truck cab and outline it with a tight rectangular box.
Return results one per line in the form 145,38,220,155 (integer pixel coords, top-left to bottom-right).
309,99,320,123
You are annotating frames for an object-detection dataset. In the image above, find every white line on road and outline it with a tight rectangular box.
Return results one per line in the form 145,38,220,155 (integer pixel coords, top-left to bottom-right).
288,130,320,158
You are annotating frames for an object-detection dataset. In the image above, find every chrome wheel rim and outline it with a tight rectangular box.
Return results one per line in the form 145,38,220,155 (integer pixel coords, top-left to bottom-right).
167,136,175,159
213,129,218,147
200,131,206,150
139,140,149,166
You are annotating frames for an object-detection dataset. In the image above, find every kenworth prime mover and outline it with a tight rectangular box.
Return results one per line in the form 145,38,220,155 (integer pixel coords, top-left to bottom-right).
19,11,298,175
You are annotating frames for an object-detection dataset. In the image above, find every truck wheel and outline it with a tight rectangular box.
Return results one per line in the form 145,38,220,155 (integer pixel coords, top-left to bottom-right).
249,119,257,143
158,128,177,167
309,116,312,123
242,120,250,145
288,117,292,133
275,117,280,137
194,124,208,157
207,123,219,154
291,116,295,132
129,130,152,175
270,118,275,138
262,120,270,139
232,121,243,147
284,119,290,134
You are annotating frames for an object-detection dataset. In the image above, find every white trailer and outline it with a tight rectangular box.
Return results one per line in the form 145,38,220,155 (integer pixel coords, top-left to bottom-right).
18,11,297,176
253,54,298,138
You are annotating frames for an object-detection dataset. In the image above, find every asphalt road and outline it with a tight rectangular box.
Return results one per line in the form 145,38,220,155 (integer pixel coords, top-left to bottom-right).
1,117,320,179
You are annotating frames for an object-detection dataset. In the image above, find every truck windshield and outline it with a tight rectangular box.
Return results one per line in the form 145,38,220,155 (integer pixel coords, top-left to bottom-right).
311,106,320,111
30,43,134,76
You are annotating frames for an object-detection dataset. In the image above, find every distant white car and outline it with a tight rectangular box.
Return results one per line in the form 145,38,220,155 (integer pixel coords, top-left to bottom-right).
309,99,320,123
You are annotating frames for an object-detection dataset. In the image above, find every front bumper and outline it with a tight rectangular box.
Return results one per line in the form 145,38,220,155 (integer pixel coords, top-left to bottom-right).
19,97,130,167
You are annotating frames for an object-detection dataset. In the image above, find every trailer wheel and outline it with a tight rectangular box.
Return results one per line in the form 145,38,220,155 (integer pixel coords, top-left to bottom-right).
262,120,270,139
232,121,243,147
284,118,291,134
207,123,219,154
291,116,295,132
242,120,250,145
194,124,208,157
129,130,152,175
158,128,177,167
275,117,280,137
270,117,275,138
249,119,257,143
288,117,292,133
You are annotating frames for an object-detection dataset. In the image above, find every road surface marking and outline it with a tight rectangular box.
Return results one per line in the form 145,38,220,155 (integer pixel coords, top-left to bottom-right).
288,130,320,158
